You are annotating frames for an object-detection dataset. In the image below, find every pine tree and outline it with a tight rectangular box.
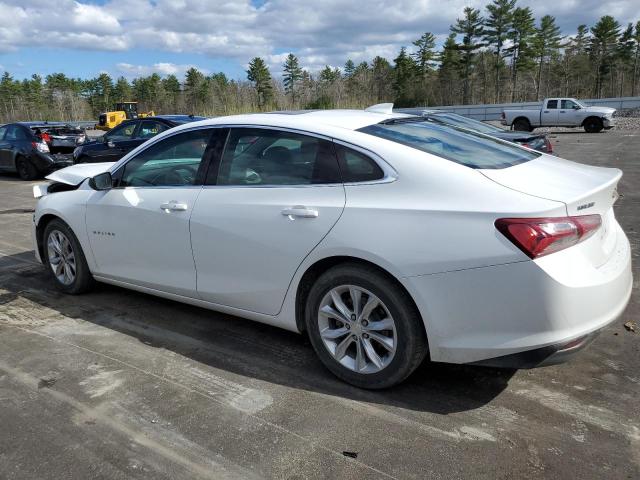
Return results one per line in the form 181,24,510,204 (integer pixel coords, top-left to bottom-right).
344,59,356,78
506,6,536,101
484,0,516,102
633,21,640,96
113,77,132,103
282,53,303,105
534,15,562,99
393,47,417,106
246,57,273,109
590,16,621,97
412,32,436,77
451,7,484,104
438,33,461,105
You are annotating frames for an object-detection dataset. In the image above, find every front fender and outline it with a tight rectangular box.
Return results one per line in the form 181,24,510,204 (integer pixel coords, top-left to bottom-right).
35,187,97,273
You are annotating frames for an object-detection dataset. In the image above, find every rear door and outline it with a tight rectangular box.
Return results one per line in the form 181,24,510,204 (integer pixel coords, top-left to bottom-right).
541,99,559,125
190,127,346,315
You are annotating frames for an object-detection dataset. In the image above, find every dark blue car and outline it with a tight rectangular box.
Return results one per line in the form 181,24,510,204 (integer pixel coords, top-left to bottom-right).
73,115,206,164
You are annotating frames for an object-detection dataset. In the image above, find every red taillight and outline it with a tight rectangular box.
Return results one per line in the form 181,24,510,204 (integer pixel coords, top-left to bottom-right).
39,132,51,143
520,143,531,149
544,137,552,153
495,215,602,258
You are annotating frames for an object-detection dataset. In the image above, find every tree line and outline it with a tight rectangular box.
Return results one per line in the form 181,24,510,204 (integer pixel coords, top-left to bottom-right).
1,0,639,123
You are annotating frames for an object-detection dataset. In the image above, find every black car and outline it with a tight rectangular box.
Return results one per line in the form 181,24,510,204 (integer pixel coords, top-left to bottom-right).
0,122,73,180
74,115,207,164
395,109,553,153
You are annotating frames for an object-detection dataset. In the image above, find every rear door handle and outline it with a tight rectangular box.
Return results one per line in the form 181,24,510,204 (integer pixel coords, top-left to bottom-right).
160,201,188,212
281,206,319,219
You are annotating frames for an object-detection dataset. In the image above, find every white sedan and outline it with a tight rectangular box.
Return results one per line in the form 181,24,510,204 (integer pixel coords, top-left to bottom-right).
32,105,633,388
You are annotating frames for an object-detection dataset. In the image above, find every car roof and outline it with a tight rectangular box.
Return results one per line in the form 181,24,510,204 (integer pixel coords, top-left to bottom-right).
16,121,68,128
178,109,415,133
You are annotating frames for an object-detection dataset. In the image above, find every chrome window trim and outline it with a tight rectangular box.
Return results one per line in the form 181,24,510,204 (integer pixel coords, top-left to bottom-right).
202,124,397,188
110,125,222,188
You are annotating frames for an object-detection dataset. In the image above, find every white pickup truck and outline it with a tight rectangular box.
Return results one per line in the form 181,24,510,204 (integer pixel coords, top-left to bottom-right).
501,98,616,133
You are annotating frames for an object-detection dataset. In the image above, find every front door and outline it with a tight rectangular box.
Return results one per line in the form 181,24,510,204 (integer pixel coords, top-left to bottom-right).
92,121,139,163
86,127,215,296
190,127,346,315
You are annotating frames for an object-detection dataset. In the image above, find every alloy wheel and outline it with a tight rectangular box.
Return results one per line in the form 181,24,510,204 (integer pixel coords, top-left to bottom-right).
47,230,76,286
317,285,397,374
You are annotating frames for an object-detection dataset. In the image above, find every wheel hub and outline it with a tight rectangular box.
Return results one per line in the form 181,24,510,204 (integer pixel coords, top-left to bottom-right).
317,285,397,374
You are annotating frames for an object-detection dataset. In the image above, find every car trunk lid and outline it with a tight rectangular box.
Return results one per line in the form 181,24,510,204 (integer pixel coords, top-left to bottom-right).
481,155,621,266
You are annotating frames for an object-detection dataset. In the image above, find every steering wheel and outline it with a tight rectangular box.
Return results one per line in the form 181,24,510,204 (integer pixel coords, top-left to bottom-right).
156,165,198,185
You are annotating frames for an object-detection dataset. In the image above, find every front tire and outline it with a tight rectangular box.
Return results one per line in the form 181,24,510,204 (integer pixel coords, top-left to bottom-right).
43,219,95,294
16,156,39,180
305,263,428,389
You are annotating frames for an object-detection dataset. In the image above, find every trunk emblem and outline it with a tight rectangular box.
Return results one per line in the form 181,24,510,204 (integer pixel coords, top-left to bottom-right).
577,202,595,211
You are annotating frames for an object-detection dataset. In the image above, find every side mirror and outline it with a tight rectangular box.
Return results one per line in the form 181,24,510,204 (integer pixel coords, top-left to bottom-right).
89,171,113,191
573,105,581,110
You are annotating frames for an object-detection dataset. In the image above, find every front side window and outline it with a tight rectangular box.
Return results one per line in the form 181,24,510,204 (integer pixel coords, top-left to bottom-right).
138,121,168,139
561,99,577,109
0,126,7,140
106,122,136,142
119,129,212,187
217,128,341,186
358,119,539,169
546,100,558,109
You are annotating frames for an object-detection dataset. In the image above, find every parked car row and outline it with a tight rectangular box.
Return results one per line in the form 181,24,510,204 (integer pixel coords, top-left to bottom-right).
0,116,205,180
30,103,632,388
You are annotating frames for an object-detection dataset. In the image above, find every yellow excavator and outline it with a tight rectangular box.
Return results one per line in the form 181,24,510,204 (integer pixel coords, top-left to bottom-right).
95,102,155,131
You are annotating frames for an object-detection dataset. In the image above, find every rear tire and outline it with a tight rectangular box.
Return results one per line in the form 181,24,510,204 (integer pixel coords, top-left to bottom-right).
43,219,95,294
583,117,603,133
16,156,39,180
513,118,532,132
304,263,428,389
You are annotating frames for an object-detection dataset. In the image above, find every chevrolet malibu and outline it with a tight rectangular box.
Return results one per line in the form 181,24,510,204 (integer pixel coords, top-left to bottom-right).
31,105,632,388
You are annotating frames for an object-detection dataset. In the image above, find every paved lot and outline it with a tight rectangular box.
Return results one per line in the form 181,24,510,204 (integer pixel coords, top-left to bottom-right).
0,129,638,479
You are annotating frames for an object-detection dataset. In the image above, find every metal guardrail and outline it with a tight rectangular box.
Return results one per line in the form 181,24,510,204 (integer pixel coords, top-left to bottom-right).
402,96,640,121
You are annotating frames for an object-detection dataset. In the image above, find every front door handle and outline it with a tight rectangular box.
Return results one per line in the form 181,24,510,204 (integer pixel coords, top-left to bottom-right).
160,201,188,212
281,206,319,219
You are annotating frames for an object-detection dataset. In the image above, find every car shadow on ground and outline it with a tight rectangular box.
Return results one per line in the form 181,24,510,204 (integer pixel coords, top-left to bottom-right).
0,250,515,415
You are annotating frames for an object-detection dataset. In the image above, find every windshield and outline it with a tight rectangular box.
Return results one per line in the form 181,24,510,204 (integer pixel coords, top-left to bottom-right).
357,119,540,169
430,113,503,134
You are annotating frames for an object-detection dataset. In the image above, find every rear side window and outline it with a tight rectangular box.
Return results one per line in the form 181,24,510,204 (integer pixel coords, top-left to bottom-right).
217,128,341,186
5,125,31,141
334,145,384,182
546,100,558,109
358,120,539,169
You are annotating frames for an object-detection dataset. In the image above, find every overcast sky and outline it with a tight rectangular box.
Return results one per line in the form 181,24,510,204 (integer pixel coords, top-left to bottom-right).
0,0,638,81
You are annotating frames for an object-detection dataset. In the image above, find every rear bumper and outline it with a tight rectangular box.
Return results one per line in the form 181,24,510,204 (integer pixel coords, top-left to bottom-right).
403,221,632,365
469,330,601,368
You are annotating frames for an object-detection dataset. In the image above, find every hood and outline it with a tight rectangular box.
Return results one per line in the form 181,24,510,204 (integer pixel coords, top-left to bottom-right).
584,106,616,115
46,162,113,186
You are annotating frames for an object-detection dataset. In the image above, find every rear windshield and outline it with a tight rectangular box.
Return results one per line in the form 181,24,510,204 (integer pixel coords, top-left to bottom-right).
358,119,540,169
